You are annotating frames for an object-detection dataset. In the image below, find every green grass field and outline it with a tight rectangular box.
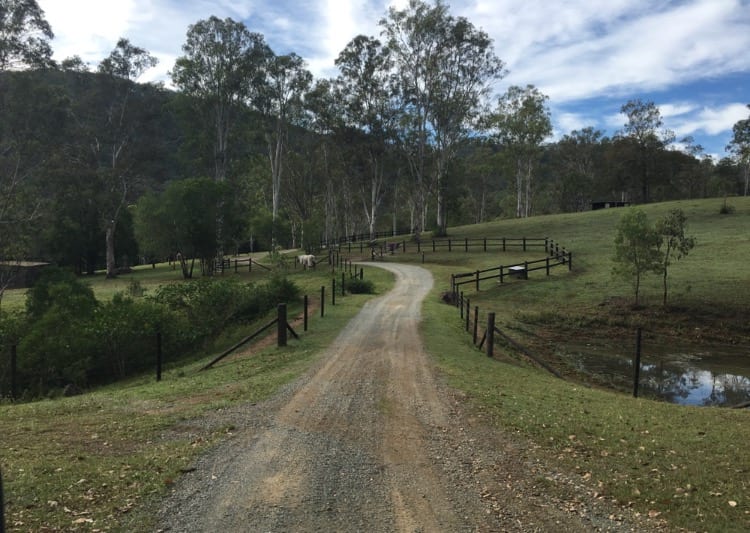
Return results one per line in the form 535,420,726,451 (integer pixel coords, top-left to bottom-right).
1,197,748,531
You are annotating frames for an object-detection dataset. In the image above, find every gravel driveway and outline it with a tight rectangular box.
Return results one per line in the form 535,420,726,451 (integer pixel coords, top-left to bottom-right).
157,263,661,532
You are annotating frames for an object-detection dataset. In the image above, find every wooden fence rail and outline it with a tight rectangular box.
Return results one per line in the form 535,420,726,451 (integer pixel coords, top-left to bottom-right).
333,236,560,258
215,256,272,274
451,251,572,294
454,291,563,379
446,238,574,378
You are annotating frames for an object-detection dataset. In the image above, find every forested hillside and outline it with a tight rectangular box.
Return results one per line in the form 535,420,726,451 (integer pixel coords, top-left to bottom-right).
2,0,749,283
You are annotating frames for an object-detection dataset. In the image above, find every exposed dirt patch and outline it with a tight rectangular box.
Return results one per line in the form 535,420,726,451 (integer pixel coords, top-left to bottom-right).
157,264,668,532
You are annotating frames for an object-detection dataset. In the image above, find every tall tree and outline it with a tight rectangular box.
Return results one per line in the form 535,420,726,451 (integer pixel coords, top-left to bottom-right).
335,35,396,239
171,16,271,182
0,72,67,301
553,127,604,212
0,0,55,302
134,178,244,279
380,0,504,235
0,0,53,70
617,99,675,203
303,78,358,242
258,51,312,232
726,104,750,196
90,38,157,278
488,85,552,218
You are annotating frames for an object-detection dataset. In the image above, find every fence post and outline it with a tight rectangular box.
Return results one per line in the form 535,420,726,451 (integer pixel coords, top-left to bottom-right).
360,267,364,280
473,306,479,345
545,237,549,253
475,270,480,292
483,238,487,252
448,239,452,252
304,295,309,332
341,272,345,296
459,292,464,317
432,240,436,252
277,304,288,347
633,328,642,398
524,261,529,279
500,266,504,284
465,298,470,331
320,286,325,317
10,345,17,401
332,278,336,306
523,237,527,251
546,256,550,276
568,252,573,271
417,240,421,253
156,331,162,382
1,467,5,533
465,238,468,252
486,313,495,358
502,237,506,252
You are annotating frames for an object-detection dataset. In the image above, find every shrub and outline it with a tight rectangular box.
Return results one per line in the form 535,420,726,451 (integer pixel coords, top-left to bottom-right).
151,276,300,338
17,269,99,395
88,294,191,382
25,267,97,320
347,278,375,294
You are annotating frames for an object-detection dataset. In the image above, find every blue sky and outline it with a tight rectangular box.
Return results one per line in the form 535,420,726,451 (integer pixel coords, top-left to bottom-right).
37,0,750,159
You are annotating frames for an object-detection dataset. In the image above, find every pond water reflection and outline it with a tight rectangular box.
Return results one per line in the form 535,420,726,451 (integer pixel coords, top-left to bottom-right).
558,339,750,407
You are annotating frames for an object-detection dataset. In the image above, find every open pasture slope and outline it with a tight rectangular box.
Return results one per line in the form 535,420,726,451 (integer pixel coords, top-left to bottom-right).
0,197,748,531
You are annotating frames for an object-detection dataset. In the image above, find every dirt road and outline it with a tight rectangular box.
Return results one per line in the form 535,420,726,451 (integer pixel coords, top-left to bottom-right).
157,263,655,532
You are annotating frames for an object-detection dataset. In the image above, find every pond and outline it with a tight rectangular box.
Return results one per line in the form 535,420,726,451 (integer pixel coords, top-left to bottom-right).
556,337,750,407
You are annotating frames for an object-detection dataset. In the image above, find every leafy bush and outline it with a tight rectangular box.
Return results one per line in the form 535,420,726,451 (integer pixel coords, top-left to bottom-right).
88,294,191,382
12,273,301,399
25,267,97,320
347,278,375,294
151,276,300,338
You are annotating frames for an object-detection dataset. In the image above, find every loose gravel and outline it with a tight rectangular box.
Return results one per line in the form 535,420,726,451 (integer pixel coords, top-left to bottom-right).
156,263,668,532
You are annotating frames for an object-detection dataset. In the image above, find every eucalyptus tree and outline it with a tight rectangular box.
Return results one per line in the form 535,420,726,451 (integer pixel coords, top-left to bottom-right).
335,35,397,239
0,0,54,70
134,177,244,279
380,0,504,235
257,51,312,231
487,84,552,218
617,99,675,203
726,104,750,196
0,0,54,301
303,78,352,241
87,38,158,278
553,127,605,211
171,16,271,183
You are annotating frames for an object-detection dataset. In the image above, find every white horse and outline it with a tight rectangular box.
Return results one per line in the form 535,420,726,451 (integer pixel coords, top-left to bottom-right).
297,254,316,269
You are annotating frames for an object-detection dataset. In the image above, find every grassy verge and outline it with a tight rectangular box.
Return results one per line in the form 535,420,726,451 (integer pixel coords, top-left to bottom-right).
0,264,393,531
404,196,749,531
422,298,749,531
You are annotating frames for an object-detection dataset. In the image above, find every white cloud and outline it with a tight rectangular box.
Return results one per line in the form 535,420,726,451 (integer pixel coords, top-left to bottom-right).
469,0,750,102
670,102,749,137
659,103,698,119
555,111,598,134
